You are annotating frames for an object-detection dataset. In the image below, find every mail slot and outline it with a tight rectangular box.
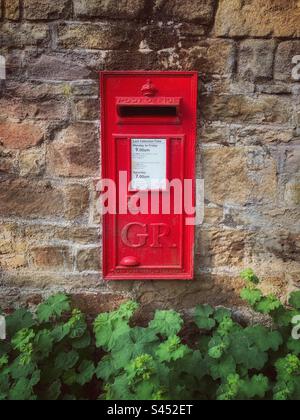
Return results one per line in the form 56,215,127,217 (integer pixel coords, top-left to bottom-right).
100,71,198,280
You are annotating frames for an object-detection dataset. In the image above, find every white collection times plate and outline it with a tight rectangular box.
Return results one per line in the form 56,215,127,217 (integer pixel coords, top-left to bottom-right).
131,138,167,191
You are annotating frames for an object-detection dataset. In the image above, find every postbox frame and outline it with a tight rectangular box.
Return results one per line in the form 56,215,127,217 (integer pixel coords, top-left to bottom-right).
100,71,198,281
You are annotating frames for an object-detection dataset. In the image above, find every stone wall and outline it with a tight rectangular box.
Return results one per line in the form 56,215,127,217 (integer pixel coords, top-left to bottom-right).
0,0,299,316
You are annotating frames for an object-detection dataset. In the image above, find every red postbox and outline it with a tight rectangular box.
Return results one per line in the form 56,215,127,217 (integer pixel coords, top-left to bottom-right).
100,71,198,280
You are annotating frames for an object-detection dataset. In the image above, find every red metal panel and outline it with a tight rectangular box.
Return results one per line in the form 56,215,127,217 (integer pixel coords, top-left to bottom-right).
100,71,198,280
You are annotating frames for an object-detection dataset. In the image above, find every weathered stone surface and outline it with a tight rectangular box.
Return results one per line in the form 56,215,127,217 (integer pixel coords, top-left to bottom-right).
176,23,209,49
275,41,300,82
76,247,101,272
104,50,159,71
282,148,300,175
0,179,89,221
24,0,71,20
255,83,297,95
19,147,46,177
5,0,20,20
58,23,139,50
238,40,276,82
0,224,27,270
215,0,300,38
27,54,91,81
202,147,278,206
47,123,99,177
0,254,26,270
74,0,146,19
71,293,128,316
30,246,72,271
203,95,293,125
154,0,215,23
179,39,235,76
0,272,103,290
285,180,300,206
230,126,295,146
196,228,251,268
264,232,300,263
0,147,18,176
223,206,300,234
0,121,46,150
140,23,182,51
64,184,90,221
23,224,100,245
0,179,63,219
0,224,15,255
4,81,69,101
0,49,23,79
200,126,230,145
203,206,224,225
0,98,70,121
0,23,49,48
75,98,99,121
133,273,245,312
245,232,300,279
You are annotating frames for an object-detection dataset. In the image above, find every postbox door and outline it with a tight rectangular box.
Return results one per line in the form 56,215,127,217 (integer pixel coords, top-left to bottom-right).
101,72,198,280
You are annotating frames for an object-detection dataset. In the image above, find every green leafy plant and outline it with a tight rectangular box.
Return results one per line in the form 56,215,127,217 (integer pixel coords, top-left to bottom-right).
94,269,300,401
0,294,96,400
1,270,300,400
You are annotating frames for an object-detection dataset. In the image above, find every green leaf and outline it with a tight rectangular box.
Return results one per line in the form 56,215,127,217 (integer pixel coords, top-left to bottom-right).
33,330,54,359
289,291,300,310
214,308,232,323
55,350,79,371
6,309,36,337
229,330,268,370
209,356,236,381
94,312,130,350
0,341,10,357
67,309,87,339
156,336,190,362
36,294,70,323
217,374,241,400
245,326,283,352
241,287,263,306
134,381,156,401
240,375,269,399
12,328,35,352
272,306,297,327
72,331,91,350
8,378,37,400
194,305,216,331
287,337,300,356
76,360,95,386
96,356,115,382
9,358,37,380
62,369,77,387
149,310,184,338
208,335,230,359
44,381,61,401
126,354,156,385
51,323,70,343
240,269,259,285
117,301,139,320
255,295,282,314
0,355,8,369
